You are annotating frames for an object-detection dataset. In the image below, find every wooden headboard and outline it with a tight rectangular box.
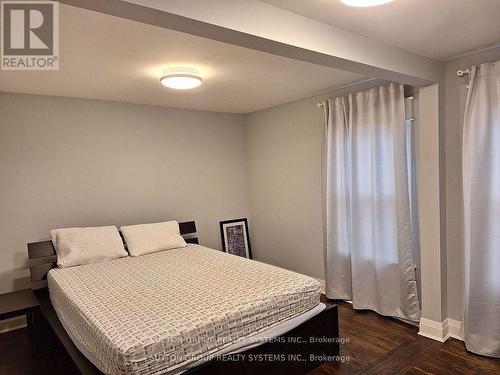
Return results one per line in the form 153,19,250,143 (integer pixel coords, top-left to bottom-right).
27,221,198,285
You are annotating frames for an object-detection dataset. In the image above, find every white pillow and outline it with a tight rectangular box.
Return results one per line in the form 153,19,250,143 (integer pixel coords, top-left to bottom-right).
50,226,128,268
120,221,187,256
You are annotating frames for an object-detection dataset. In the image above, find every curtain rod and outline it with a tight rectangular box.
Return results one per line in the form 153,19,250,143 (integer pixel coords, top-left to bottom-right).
457,68,470,77
314,78,380,108
316,94,414,108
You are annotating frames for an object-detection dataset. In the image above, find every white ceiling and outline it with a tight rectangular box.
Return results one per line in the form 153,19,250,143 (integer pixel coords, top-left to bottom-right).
262,0,500,61
0,4,364,114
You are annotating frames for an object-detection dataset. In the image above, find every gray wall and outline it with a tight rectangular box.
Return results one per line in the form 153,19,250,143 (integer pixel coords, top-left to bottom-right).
245,80,386,281
4,45,500,322
0,93,249,294
245,94,325,279
445,47,500,321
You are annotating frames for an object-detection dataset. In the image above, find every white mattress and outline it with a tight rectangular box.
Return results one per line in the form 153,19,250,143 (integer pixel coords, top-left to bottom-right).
48,245,322,375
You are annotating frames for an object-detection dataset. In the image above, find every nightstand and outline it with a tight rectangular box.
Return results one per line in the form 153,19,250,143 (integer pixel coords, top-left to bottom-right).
0,289,39,336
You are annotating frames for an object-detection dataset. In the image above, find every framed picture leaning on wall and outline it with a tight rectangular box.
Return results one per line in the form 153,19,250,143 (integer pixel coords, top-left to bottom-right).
219,218,252,259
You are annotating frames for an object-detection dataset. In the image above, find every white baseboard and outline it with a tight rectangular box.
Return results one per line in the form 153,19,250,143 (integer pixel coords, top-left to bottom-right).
418,318,448,342
418,317,463,342
0,315,26,334
446,318,463,340
313,278,464,344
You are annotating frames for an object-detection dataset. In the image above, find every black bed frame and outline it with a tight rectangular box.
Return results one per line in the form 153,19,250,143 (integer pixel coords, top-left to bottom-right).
27,221,340,375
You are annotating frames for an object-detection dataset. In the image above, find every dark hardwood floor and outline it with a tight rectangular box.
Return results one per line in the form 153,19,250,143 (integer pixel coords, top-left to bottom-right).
312,298,500,375
0,315,74,374
0,299,498,374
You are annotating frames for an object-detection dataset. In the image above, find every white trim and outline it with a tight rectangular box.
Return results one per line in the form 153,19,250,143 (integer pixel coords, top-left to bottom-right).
418,318,448,342
446,318,463,340
303,277,464,343
418,317,463,342
0,315,26,334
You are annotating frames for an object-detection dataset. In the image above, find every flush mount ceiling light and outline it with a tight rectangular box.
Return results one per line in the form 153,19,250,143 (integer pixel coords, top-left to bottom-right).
340,0,395,6
160,72,202,90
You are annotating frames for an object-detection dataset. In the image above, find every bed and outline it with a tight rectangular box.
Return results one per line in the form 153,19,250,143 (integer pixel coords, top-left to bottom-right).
27,221,339,375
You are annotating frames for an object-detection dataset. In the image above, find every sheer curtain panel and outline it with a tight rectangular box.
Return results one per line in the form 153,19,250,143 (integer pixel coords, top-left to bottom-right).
462,61,500,358
324,83,420,322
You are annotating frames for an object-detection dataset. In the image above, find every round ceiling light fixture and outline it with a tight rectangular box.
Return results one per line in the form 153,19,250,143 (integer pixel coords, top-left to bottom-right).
160,72,202,90
340,0,396,7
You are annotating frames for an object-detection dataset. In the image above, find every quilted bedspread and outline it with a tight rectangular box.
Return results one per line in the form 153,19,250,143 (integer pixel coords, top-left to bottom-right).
48,244,320,374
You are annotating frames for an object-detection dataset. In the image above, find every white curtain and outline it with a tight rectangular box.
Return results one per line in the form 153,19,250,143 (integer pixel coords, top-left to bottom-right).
324,83,420,322
462,61,500,357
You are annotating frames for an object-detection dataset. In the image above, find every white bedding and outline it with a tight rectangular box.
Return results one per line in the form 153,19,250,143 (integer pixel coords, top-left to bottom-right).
48,245,321,375
56,300,326,375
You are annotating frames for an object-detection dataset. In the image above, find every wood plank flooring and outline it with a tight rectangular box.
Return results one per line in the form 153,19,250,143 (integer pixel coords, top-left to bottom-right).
0,299,498,374
311,299,500,374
